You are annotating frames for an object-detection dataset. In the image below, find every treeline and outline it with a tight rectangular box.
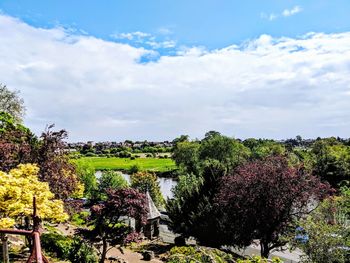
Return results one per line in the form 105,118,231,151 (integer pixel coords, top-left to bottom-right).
69,140,173,158
171,131,350,188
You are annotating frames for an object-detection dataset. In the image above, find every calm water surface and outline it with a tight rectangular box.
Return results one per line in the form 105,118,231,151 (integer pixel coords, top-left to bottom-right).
95,171,177,199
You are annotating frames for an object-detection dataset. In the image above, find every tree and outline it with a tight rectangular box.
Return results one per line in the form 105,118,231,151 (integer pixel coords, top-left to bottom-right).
199,134,250,172
37,126,83,199
243,138,285,160
168,133,250,244
312,139,350,188
172,133,250,176
0,115,82,199
0,84,25,123
0,112,35,171
214,156,331,258
294,192,350,263
75,161,98,199
97,171,128,200
167,160,226,244
77,188,148,263
131,171,165,208
0,164,68,228
172,134,189,145
172,141,200,174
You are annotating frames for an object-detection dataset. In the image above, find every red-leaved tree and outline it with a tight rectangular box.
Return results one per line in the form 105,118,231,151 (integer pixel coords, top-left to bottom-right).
0,113,79,199
77,188,149,263
214,156,332,258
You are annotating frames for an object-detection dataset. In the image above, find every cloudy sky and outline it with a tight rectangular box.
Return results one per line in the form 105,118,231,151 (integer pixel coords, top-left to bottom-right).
1,0,350,141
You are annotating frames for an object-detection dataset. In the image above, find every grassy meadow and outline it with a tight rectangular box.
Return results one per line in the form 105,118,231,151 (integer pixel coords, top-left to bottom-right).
75,156,177,172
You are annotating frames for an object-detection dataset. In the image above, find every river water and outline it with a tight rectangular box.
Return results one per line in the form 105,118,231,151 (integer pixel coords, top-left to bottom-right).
95,171,177,199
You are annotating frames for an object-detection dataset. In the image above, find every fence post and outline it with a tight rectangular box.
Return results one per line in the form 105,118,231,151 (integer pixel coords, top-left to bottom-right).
1,233,10,263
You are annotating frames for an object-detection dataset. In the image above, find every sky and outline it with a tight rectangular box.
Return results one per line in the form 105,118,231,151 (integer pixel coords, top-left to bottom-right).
0,0,350,141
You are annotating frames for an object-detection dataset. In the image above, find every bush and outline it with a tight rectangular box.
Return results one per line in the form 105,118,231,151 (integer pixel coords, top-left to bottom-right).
85,152,96,157
71,211,90,226
129,164,140,174
119,151,132,158
41,233,97,263
167,246,234,263
68,238,98,263
41,233,72,260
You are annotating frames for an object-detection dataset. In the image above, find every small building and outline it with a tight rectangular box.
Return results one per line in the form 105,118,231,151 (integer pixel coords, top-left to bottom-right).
143,192,161,239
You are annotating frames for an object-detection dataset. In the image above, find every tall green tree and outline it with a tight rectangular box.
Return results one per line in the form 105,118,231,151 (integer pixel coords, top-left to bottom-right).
75,161,98,199
172,141,200,174
312,138,350,187
167,159,225,243
131,171,165,208
0,84,25,123
97,171,128,200
168,132,251,243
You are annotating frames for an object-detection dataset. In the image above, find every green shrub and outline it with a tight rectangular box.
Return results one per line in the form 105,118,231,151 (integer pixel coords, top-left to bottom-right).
41,233,98,263
71,211,90,226
167,246,234,263
129,164,140,174
68,238,98,263
41,233,72,260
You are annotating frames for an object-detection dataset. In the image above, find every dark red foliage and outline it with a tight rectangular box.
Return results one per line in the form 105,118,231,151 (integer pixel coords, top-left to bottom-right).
77,188,148,263
0,115,79,199
64,199,84,216
214,156,332,258
0,129,33,171
36,127,80,199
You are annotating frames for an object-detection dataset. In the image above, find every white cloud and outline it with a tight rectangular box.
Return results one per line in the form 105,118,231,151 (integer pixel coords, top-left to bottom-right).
146,40,176,49
111,31,151,40
282,6,302,17
1,14,350,141
111,30,176,49
262,5,302,21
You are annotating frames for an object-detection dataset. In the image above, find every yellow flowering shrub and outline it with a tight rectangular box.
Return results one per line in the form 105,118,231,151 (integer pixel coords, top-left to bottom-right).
0,164,68,228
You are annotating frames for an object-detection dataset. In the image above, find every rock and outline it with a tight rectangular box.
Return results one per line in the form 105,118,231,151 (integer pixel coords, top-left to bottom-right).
141,250,155,261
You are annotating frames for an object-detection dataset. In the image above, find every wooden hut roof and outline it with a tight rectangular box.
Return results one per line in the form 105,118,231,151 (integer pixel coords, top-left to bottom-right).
146,191,161,220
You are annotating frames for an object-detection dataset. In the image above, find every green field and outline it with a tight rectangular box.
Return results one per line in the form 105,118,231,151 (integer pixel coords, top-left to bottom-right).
75,157,176,172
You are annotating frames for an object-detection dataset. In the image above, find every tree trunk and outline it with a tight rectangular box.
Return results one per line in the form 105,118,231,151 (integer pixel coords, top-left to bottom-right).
99,238,108,263
260,240,270,259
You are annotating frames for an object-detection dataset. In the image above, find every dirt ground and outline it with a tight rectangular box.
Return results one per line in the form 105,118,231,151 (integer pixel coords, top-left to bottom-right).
107,247,163,263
